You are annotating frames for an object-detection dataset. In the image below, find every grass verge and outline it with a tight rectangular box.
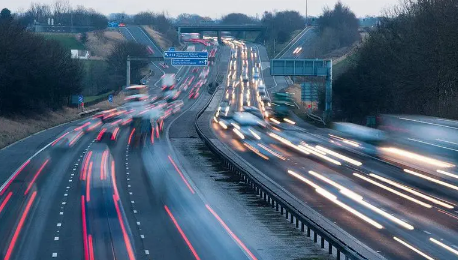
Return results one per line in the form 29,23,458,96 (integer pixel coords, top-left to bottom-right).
0,93,125,149
40,33,85,50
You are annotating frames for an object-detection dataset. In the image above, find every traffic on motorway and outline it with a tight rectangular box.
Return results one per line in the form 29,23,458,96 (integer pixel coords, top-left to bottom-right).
0,39,263,260
210,38,458,260
2,25,458,260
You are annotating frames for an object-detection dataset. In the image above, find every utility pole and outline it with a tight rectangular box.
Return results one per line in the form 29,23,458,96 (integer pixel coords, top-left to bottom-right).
126,55,131,88
273,39,276,56
70,10,73,33
306,0,308,26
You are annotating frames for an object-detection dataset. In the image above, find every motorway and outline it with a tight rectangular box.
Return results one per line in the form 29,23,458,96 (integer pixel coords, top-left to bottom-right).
3,25,458,260
0,33,262,259
119,26,177,74
277,27,318,59
208,39,458,260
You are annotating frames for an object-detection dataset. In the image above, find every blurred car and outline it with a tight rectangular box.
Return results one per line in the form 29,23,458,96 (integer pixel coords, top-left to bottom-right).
74,118,102,133
163,89,180,102
242,73,249,83
96,126,121,143
167,100,184,114
218,101,231,117
230,112,266,141
224,86,234,101
153,100,168,109
52,128,84,149
192,68,199,73
253,68,260,81
243,106,264,120
98,109,126,123
159,62,169,69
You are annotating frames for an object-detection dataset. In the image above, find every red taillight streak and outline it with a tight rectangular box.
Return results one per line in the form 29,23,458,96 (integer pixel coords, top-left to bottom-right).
82,195,89,260
156,127,160,138
160,120,164,131
86,162,93,202
87,121,102,131
81,151,93,181
138,109,148,115
4,191,37,260
24,159,49,195
111,119,122,126
111,127,120,140
1,160,30,196
97,128,107,141
128,129,135,145
122,118,133,126
164,205,201,260
111,161,120,200
168,156,195,194
206,204,258,260
52,131,70,146
113,194,136,260
69,131,84,147
75,122,91,131
101,150,108,180
88,234,95,260
93,114,104,118
0,192,13,215
151,128,155,144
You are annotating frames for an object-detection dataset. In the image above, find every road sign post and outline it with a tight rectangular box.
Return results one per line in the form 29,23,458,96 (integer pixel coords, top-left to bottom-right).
78,95,84,110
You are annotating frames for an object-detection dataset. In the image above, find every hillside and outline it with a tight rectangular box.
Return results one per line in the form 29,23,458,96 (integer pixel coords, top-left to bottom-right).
82,30,126,58
141,25,172,50
39,30,125,59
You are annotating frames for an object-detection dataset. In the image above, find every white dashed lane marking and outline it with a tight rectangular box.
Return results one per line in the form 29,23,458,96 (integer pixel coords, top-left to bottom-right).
51,142,93,258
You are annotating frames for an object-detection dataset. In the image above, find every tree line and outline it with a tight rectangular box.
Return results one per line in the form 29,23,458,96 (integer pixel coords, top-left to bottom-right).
334,0,458,122
16,0,107,29
314,2,360,56
0,9,83,114
132,12,179,46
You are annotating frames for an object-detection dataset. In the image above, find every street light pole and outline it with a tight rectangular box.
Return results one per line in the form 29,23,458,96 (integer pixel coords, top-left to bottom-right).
306,0,308,26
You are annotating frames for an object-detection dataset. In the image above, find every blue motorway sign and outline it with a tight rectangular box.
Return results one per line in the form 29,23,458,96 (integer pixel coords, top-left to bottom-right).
164,51,208,59
171,58,208,66
168,47,175,51
108,22,119,28
108,95,113,103
78,95,84,103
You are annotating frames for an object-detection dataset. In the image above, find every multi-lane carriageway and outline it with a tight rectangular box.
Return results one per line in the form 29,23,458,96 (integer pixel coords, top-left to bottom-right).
210,39,458,260
2,30,458,260
0,42,265,260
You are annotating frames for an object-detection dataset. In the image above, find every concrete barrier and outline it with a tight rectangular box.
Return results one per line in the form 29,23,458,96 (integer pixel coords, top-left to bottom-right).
194,82,386,260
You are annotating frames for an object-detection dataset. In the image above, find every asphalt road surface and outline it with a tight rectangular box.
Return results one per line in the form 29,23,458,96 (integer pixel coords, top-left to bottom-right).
0,41,261,260
209,40,458,260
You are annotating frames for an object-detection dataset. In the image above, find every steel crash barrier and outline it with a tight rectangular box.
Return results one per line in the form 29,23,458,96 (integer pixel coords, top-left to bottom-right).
194,90,383,260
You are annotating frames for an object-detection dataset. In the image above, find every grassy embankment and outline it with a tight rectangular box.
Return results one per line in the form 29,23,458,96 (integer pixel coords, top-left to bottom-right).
0,30,126,149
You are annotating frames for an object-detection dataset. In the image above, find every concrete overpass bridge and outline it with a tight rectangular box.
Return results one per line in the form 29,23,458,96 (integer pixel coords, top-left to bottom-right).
174,24,266,43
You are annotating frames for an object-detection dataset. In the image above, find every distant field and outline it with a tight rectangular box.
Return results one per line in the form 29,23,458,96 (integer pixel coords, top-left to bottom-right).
40,33,85,50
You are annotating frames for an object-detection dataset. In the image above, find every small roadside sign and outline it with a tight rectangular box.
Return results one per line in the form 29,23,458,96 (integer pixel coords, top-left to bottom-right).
78,95,84,103
108,95,113,103
169,47,175,51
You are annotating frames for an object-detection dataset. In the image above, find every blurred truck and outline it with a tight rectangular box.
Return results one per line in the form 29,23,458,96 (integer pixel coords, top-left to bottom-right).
162,74,176,91
332,122,386,143
271,92,294,119
130,108,164,147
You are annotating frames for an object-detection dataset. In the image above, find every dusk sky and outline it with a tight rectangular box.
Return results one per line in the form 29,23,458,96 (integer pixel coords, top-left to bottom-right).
6,0,400,18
